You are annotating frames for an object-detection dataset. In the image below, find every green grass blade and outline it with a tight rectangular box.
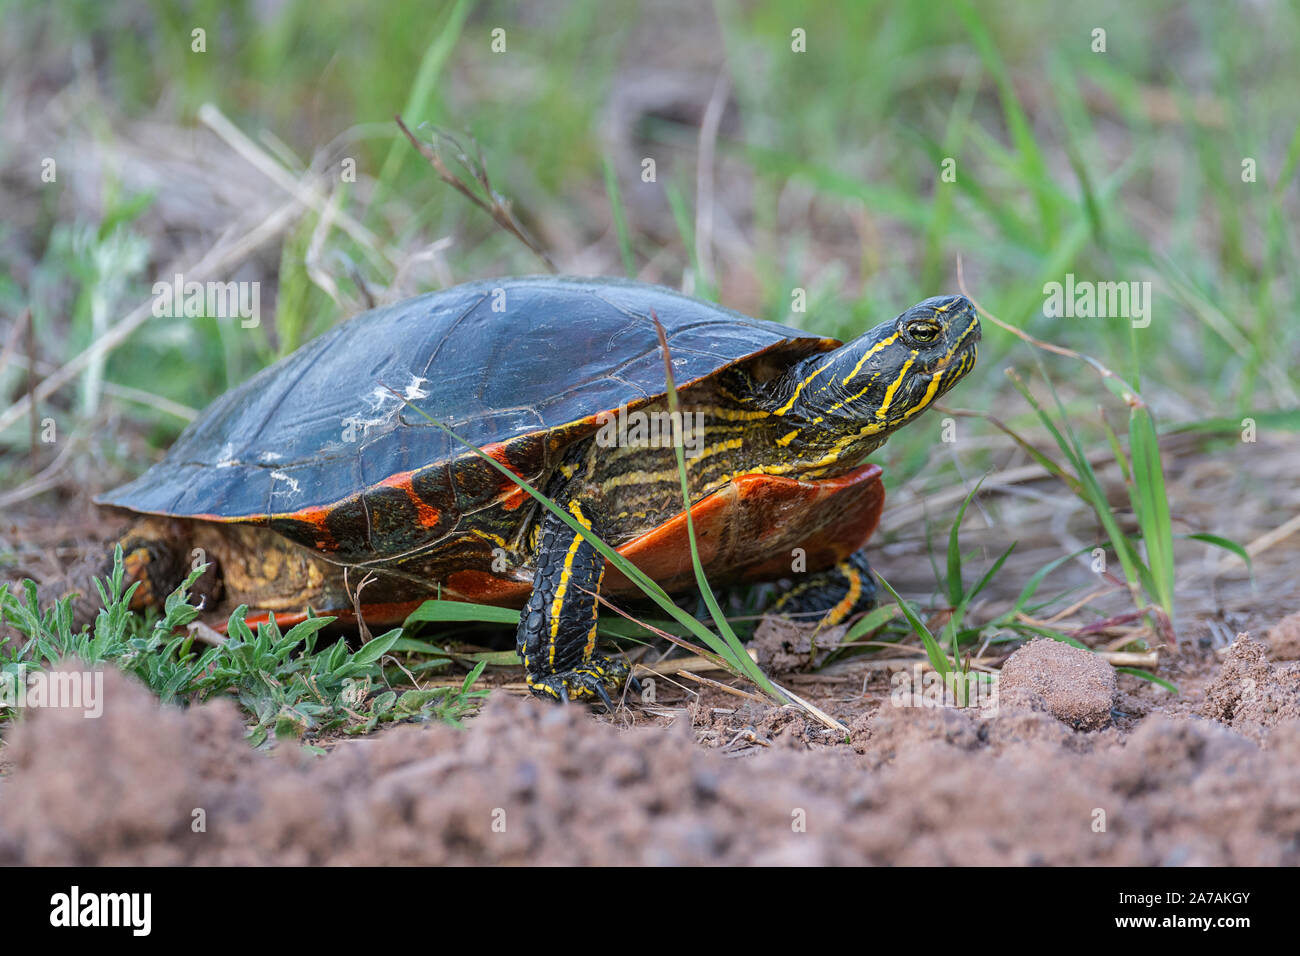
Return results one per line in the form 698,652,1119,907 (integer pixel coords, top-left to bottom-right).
875,572,951,680
651,315,782,697
842,603,902,642
1128,405,1176,622
966,541,1017,606
603,154,636,278
952,0,1058,239
945,478,985,606
372,0,473,203
404,600,520,627
1115,667,1179,694
1182,533,1252,574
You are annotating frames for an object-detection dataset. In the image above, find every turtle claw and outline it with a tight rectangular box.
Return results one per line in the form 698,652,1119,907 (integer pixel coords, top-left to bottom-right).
527,655,630,709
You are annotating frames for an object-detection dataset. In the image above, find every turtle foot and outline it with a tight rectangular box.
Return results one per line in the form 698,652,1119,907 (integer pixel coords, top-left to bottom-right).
527,656,630,710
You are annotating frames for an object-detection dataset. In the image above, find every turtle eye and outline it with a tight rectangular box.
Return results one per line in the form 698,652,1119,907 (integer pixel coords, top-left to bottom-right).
905,319,942,344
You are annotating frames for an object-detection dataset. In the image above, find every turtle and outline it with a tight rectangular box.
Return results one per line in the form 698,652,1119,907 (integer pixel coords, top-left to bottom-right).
97,276,980,705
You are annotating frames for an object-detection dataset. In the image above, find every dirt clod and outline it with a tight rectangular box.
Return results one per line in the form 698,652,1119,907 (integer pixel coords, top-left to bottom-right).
996,638,1118,731
750,616,846,674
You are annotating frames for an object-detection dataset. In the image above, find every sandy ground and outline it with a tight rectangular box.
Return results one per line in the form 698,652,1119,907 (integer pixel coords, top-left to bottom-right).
1,624,1298,865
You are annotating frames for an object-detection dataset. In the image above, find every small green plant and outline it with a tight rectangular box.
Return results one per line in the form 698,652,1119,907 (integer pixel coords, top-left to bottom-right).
859,436,1192,699
869,474,1154,704
956,279,1249,645
874,483,1038,705
0,546,486,741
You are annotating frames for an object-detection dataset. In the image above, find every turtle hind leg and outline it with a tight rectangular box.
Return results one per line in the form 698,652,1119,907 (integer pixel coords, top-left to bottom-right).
771,549,877,626
109,518,218,612
516,499,628,708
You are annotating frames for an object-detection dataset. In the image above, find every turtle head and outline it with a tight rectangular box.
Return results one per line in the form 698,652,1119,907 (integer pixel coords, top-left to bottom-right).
763,295,981,469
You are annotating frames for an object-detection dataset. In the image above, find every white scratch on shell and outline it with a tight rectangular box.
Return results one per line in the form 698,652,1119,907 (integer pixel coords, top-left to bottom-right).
271,470,301,495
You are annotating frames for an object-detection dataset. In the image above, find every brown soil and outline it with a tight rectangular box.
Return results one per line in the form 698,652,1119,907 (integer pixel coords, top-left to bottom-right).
1,626,1299,865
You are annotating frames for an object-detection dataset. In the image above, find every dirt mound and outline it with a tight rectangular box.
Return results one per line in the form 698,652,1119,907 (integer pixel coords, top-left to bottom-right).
2,652,1299,865
1200,636,1300,741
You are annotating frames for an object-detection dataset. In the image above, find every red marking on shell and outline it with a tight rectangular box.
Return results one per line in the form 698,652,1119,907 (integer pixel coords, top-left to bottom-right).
377,471,415,489
274,504,342,551
480,441,515,466
476,441,534,511
284,505,333,530
499,485,529,511
413,501,443,528
376,469,443,528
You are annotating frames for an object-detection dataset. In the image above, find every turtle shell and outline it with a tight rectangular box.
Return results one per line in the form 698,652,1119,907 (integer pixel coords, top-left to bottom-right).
99,276,840,561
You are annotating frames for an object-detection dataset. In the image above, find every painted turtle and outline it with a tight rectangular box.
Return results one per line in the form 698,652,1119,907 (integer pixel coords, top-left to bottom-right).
98,276,980,703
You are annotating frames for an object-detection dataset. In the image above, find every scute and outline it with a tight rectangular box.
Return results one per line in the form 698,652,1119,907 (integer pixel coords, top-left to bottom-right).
98,277,837,532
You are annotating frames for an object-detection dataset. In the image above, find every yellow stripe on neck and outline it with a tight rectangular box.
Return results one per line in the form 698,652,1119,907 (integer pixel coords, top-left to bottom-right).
873,355,915,420
839,331,899,386
773,357,836,416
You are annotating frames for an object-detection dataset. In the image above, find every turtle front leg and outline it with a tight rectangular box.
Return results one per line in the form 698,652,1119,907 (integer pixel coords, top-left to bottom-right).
516,500,629,708
771,548,877,626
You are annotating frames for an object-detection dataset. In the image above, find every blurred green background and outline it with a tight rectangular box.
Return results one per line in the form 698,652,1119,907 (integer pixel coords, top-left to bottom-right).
1,0,1297,496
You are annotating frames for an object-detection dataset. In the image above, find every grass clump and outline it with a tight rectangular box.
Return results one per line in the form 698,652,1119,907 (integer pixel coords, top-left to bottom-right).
0,546,486,745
